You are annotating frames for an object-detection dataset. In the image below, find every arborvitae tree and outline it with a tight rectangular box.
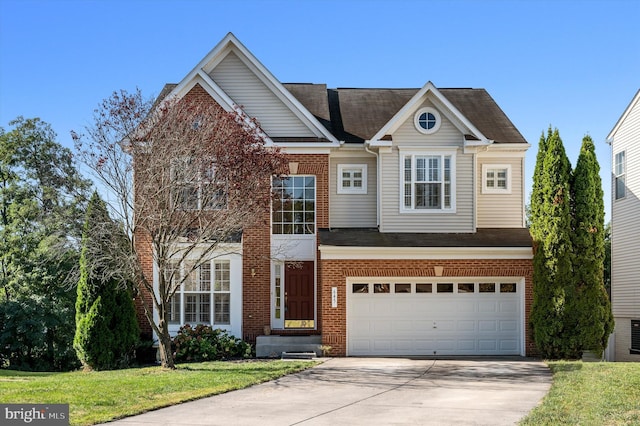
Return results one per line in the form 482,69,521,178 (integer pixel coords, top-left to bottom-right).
571,135,614,356
74,192,139,370
530,128,580,358
529,128,550,238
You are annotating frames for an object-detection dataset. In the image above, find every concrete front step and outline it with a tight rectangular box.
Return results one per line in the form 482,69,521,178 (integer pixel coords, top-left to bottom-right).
256,335,322,358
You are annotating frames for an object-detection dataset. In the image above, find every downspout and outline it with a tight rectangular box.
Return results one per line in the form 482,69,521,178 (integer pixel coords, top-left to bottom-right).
364,141,380,228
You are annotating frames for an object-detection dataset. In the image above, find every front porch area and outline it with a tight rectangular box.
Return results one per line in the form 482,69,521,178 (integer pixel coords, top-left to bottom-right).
255,335,322,358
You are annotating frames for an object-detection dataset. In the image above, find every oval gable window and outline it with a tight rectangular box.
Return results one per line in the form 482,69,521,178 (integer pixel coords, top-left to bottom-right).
414,107,441,134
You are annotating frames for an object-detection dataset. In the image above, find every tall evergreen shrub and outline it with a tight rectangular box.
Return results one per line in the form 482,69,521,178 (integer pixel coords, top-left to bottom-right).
571,136,614,356
530,129,580,358
74,192,139,370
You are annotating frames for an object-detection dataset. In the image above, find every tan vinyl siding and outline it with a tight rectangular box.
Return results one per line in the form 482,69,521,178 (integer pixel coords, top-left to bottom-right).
476,156,525,228
393,100,463,147
329,155,377,228
379,148,474,233
209,51,315,138
611,97,640,320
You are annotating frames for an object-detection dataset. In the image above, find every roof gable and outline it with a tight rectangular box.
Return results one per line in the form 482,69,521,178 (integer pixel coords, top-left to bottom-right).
369,82,489,145
607,89,640,143
167,33,338,144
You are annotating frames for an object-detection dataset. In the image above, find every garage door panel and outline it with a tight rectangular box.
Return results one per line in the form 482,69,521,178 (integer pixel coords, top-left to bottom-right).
479,320,497,332
457,320,476,332
479,301,497,313
500,340,518,351
500,320,518,331
348,279,522,356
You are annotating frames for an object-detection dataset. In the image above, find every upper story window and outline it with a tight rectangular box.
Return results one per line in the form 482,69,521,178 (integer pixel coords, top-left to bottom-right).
482,164,511,194
401,151,456,212
171,157,226,210
338,164,367,195
414,107,441,135
615,151,626,200
272,176,315,234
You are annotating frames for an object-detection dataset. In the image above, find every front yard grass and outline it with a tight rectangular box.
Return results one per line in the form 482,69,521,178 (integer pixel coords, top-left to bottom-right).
520,361,640,425
0,360,315,425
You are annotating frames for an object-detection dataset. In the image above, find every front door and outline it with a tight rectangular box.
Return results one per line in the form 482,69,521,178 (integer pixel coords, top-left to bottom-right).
284,261,314,328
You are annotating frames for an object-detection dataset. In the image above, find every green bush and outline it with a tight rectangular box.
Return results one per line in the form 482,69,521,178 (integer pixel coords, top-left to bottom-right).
173,324,251,362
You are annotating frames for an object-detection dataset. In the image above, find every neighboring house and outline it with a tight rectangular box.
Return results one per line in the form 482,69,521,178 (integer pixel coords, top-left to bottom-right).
136,33,534,357
606,89,640,362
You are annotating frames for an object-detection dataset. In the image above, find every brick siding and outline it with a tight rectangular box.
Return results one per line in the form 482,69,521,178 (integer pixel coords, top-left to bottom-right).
319,258,535,356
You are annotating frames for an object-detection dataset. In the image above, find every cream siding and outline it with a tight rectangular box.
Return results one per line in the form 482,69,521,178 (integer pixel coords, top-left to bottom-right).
379,102,473,232
611,97,640,320
476,156,525,228
379,148,474,233
329,155,377,228
393,100,463,147
209,51,316,138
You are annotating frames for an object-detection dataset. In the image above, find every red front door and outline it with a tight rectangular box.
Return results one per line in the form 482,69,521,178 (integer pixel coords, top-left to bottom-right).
285,261,314,328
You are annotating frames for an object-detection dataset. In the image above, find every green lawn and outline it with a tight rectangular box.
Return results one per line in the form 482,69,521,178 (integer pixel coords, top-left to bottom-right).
0,360,315,425
520,361,640,425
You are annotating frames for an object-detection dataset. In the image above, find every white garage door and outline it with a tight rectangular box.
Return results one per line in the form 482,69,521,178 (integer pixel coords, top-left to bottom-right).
347,280,522,356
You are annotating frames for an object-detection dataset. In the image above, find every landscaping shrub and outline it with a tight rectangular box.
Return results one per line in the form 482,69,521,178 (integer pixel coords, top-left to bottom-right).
173,324,252,362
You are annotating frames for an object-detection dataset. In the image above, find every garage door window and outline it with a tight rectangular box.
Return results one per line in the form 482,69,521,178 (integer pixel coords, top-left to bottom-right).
395,283,411,293
352,283,368,293
374,283,391,293
350,281,518,294
479,283,496,293
500,283,517,293
416,283,432,293
458,283,475,293
437,283,454,293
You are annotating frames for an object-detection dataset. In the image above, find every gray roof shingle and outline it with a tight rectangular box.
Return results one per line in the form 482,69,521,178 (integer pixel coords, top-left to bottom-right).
319,228,532,248
282,84,526,144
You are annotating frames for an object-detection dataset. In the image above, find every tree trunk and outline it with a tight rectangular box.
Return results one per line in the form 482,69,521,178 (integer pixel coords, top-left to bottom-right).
157,326,175,369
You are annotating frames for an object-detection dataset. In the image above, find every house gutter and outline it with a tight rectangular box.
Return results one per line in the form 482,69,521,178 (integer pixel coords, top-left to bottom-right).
364,141,380,228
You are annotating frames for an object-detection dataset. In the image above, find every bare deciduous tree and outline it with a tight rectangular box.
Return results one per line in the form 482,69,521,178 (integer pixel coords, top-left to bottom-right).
73,88,287,368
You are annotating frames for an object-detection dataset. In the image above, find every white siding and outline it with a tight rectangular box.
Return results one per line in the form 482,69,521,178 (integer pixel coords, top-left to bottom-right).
611,97,640,322
209,51,315,138
330,155,377,228
476,156,525,228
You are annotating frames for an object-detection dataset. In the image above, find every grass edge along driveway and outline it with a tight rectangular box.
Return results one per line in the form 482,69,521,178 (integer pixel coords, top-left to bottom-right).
0,360,316,426
520,361,640,425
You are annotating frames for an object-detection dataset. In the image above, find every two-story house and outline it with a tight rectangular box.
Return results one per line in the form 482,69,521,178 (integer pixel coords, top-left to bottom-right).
136,33,534,357
607,89,640,362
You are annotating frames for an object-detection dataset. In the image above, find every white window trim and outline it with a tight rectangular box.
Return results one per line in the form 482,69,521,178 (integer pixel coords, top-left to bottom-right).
399,149,457,214
414,107,442,135
153,245,243,339
271,175,317,235
614,151,626,200
482,164,512,194
337,164,367,195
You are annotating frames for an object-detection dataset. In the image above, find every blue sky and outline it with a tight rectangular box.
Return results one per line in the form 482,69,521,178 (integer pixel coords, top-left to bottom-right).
1,0,638,221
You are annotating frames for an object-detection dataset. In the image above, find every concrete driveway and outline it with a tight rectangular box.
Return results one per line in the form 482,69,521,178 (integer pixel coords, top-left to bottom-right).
106,357,551,426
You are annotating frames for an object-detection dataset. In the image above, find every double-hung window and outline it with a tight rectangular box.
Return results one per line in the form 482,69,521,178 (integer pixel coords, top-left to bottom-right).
401,151,455,212
615,151,626,200
166,259,231,326
171,157,226,210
